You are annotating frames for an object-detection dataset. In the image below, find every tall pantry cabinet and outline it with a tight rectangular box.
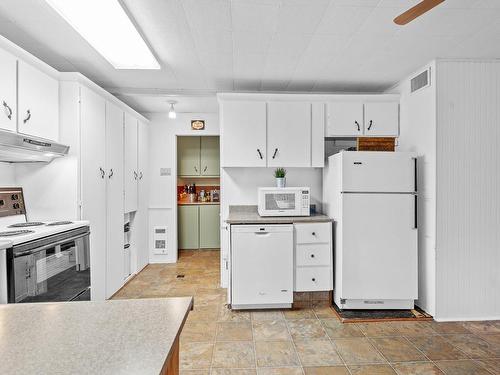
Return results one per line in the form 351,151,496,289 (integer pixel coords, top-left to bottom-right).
59,76,149,300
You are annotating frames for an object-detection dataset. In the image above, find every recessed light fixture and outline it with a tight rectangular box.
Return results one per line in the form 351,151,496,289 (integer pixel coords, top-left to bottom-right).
168,102,177,119
45,0,160,70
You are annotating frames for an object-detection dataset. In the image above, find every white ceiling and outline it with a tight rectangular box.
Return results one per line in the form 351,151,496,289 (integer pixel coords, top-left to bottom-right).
1,0,500,113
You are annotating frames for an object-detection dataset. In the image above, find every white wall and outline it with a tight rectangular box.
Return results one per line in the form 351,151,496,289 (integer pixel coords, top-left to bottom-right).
390,61,437,317
435,60,500,321
0,163,16,186
147,112,219,263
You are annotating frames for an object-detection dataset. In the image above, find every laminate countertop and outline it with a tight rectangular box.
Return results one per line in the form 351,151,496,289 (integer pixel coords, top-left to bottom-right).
226,205,332,224
0,297,193,375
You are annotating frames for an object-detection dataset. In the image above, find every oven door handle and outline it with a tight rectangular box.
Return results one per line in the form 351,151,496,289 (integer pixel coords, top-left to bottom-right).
14,232,90,257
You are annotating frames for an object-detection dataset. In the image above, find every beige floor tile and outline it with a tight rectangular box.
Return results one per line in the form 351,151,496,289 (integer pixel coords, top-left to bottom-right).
217,322,253,341
434,360,492,375
283,309,316,320
180,342,214,370
257,368,303,375
312,306,338,319
370,337,427,362
390,322,437,337
392,362,443,375
321,319,364,339
253,320,291,341
251,311,285,321
356,323,402,337
444,334,499,358
332,338,386,365
349,364,397,375
287,319,327,339
463,321,500,335
219,308,251,322
479,333,500,346
303,366,350,375
476,359,500,375
294,339,343,366
188,305,221,322
407,336,467,360
211,369,257,375
181,371,210,375
255,340,300,367
212,341,256,368
430,322,470,334
181,321,217,343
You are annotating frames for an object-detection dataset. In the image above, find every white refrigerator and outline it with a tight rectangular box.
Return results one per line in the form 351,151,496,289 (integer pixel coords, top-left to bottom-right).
323,151,418,310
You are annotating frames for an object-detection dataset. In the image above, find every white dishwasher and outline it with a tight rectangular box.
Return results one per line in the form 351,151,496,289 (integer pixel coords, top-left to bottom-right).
231,224,293,310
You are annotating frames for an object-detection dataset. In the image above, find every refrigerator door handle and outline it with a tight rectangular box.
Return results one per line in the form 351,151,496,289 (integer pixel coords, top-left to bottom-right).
413,195,418,229
413,157,418,192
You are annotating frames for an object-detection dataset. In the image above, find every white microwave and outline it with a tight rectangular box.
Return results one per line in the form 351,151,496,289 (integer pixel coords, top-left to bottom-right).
258,187,310,217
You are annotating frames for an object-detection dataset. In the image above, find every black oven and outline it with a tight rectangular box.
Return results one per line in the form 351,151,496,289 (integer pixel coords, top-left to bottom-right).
6,226,90,303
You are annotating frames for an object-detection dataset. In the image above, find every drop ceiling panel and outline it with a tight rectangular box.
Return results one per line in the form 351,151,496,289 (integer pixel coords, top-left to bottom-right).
0,0,499,114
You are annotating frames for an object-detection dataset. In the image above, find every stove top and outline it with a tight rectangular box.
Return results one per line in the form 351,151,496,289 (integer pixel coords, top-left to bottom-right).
8,222,45,228
0,230,35,237
47,221,73,226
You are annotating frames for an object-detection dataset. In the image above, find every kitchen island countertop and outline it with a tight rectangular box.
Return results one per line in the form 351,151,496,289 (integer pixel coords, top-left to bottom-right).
226,205,332,224
0,297,193,375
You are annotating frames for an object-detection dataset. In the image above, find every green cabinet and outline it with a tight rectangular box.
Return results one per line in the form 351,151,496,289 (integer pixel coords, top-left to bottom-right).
178,204,220,250
199,205,220,248
177,136,219,177
178,205,199,249
200,137,220,176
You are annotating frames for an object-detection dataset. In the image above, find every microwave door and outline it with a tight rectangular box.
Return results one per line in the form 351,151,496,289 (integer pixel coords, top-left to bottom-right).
264,192,297,216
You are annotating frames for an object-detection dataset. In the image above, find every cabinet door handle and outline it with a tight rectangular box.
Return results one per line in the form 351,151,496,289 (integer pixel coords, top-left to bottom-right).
194,166,198,173
354,120,360,132
272,148,278,159
257,149,263,159
99,167,105,179
367,120,373,130
312,278,316,282
108,168,114,179
312,232,316,236
310,254,315,258
139,172,143,180
134,171,138,180
2,101,12,120
23,109,31,124
203,166,207,173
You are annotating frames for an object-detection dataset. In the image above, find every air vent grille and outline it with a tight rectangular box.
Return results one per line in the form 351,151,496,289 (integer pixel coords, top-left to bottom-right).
411,69,430,93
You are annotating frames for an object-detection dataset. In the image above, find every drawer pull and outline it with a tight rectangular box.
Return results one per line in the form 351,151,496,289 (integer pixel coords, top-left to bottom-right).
310,254,315,258
312,232,316,236
312,278,316,282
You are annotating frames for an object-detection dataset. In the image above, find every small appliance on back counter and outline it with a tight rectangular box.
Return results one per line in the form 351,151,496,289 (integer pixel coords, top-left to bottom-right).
258,187,310,217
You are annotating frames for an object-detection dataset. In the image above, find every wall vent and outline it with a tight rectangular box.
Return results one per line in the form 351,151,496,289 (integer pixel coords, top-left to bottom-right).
411,68,430,93
153,226,168,255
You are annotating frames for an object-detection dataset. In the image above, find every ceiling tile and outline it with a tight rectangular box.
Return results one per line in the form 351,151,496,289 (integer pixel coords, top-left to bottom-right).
316,5,374,35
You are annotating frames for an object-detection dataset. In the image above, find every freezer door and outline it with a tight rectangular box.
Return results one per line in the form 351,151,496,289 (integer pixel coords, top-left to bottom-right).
341,193,418,300
341,151,416,193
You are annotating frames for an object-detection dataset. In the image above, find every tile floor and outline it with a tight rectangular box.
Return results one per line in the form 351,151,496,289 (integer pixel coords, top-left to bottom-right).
114,250,500,375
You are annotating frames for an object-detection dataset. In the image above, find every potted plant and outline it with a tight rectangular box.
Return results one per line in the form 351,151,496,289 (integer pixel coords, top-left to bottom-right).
274,167,287,188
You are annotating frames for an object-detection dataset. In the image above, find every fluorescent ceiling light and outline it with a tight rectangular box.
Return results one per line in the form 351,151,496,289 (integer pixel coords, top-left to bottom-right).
45,0,160,69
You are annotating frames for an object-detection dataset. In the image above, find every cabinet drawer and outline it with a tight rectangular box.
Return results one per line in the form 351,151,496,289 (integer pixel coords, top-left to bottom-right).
295,222,331,244
296,244,331,267
295,267,332,292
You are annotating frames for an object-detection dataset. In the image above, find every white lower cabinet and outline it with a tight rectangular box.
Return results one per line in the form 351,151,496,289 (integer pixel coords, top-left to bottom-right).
231,225,293,309
294,222,333,292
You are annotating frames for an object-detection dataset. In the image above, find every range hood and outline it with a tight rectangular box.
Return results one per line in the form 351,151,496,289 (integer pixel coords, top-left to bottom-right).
0,130,69,163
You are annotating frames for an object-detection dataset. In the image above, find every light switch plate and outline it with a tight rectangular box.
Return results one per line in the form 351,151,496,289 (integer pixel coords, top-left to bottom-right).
160,168,171,176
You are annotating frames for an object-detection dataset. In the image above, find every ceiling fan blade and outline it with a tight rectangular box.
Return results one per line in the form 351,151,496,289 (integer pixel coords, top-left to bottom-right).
394,0,445,25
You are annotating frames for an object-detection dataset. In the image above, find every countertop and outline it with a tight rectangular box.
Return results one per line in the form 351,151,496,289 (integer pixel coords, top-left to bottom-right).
226,205,332,224
0,240,12,250
178,200,220,206
0,297,193,375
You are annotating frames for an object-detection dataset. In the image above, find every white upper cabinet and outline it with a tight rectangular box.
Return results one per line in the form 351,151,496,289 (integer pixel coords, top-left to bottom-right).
326,100,399,137
364,102,399,137
0,48,17,132
326,102,364,137
267,101,311,167
17,60,59,140
221,101,267,167
124,113,138,213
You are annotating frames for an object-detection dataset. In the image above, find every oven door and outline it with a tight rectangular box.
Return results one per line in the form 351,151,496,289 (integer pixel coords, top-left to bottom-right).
259,190,300,216
12,231,90,303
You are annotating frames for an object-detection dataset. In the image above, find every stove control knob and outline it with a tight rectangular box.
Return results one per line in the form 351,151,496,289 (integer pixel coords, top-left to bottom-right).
13,203,20,209
0,199,4,206
11,194,18,200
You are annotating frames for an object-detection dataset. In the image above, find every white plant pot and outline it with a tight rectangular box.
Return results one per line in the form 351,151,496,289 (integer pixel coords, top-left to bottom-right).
276,177,286,188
